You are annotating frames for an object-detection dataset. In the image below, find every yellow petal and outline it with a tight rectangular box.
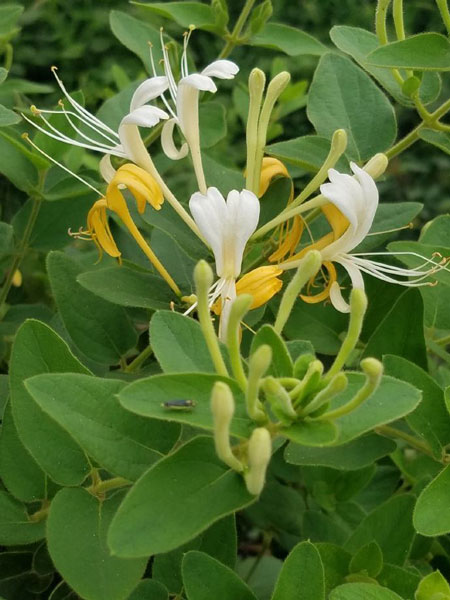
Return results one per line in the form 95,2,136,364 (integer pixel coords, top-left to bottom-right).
236,265,283,309
12,269,22,287
300,261,337,304
258,157,290,198
87,199,121,258
269,216,303,263
113,163,164,210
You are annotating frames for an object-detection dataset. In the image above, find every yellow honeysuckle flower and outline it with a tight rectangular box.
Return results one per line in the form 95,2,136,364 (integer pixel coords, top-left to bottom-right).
85,198,121,260
258,157,289,198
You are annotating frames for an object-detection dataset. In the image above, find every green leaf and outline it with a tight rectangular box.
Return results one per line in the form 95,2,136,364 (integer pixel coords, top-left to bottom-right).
25,373,180,481
266,136,349,172
203,154,245,196
282,420,338,446
77,266,175,310
200,102,227,148
250,324,293,377
132,2,215,30
108,436,254,557
317,543,351,595
153,516,236,595
272,541,325,600
414,464,450,536
0,67,7,84
0,104,20,126
110,10,166,69
47,488,147,600
251,23,326,56
237,556,283,600
345,494,415,565
128,580,168,600
47,251,138,364
418,129,450,155
384,355,450,458
0,403,48,502
150,310,218,373
349,541,383,577
330,26,441,106
415,571,450,600
363,289,427,370
9,320,90,486
285,434,396,470
0,130,38,192
0,4,23,35
378,564,420,600
0,491,45,546
307,53,396,161
182,551,257,600
0,221,13,254
119,373,253,439
330,583,404,599
367,33,450,71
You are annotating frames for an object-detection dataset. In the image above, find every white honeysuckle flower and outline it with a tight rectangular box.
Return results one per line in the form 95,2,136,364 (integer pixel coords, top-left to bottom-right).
189,187,260,339
151,29,238,192
282,162,447,313
22,67,170,180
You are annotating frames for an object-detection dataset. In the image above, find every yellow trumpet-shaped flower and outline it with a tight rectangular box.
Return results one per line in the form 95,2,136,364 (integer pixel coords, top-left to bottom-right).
85,198,121,259
113,163,164,214
257,157,303,263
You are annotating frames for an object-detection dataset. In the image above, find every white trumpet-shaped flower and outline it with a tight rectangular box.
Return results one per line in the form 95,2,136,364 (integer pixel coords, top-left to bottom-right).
22,67,170,182
189,187,260,339
282,162,447,313
152,29,238,193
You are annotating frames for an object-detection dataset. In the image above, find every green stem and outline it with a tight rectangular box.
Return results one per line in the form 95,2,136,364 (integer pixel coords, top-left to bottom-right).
3,43,13,71
88,476,131,495
436,0,450,35
427,338,450,366
0,183,44,312
124,344,153,372
218,0,257,59
375,0,392,45
392,0,406,39
376,424,435,458
226,295,252,391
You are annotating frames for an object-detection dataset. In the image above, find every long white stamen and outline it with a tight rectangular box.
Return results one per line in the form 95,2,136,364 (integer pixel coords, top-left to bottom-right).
160,30,178,102
57,102,120,145
350,255,438,275
21,113,126,157
51,67,118,137
23,134,103,196
347,257,440,286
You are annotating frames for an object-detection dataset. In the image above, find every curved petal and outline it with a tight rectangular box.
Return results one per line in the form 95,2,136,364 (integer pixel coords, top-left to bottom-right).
130,76,169,111
161,118,189,160
201,60,239,79
179,73,217,93
121,106,169,128
329,257,365,313
99,154,116,183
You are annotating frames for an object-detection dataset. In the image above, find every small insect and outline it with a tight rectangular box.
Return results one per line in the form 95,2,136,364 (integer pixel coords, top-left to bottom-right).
162,398,196,411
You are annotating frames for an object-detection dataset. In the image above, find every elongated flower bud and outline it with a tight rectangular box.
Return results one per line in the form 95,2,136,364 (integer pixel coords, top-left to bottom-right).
245,427,272,495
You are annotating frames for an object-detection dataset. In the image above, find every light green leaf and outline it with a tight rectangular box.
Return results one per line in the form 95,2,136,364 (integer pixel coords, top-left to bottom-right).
251,23,326,56
47,488,147,600
330,583,404,599
0,130,38,192
415,571,450,600
0,4,23,35
108,436,254,557
285,434,396,470
0,67,7,84
330,26,441,106
317,543,351,595
9,320,90,486
345,494,415,565
0,491,45,546
250,324,293,378
272,541,325,600
0,403,48,502
0,104,20,126
47,251,138,365
414,464,450,536
77,266,175,310
307,53,397,161
132,2,215,30
110,10,166,69
349,541,383,577
367,33,450,71
119,373,253,439
182,551,257,600
266,136,349,172
25,373,180,481
282,421,338,446
418,129,450,154
150,310,218,373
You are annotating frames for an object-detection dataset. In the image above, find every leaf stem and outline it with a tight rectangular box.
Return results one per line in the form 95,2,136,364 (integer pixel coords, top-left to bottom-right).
376,424,435,458
436,0,450,35
218,0,257,59
124,344,153,372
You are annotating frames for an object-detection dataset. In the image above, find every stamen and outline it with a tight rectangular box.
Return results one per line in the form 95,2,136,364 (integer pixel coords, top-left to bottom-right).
22,133,103,196
160,28,178,103
57,100,120,146
367,222,413,236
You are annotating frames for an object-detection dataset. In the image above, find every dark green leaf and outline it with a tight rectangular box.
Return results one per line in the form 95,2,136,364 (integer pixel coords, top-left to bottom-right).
110,10,166,69
0,491,45,546
414,464,450,536
251,23,326,56
250,324,293,377
272,541,325,600
367,33,450,71
266,136,349,172
132,2,215,30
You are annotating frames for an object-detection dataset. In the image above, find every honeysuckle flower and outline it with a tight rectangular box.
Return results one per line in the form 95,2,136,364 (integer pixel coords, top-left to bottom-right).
189,187,259,340
23,67,170,175
152,29,239,193
281,162,446,313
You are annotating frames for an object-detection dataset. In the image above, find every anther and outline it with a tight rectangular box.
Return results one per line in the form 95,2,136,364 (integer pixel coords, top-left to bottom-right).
30,105,40,116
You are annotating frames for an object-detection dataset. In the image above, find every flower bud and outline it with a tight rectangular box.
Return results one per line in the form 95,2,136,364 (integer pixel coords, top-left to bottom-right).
211,381,243,472
363,153,388,179
245,427,272,495
194,259,214,294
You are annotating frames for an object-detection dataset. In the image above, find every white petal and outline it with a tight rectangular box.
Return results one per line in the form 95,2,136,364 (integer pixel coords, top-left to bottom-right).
225,189,260,276
99,154,116,183
180,74,217,93
329,282,351,313
329,257,365,313
130,76,169,111
121,106,169,128
219,278,237,342
201,60,239,79
161,118,189,160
